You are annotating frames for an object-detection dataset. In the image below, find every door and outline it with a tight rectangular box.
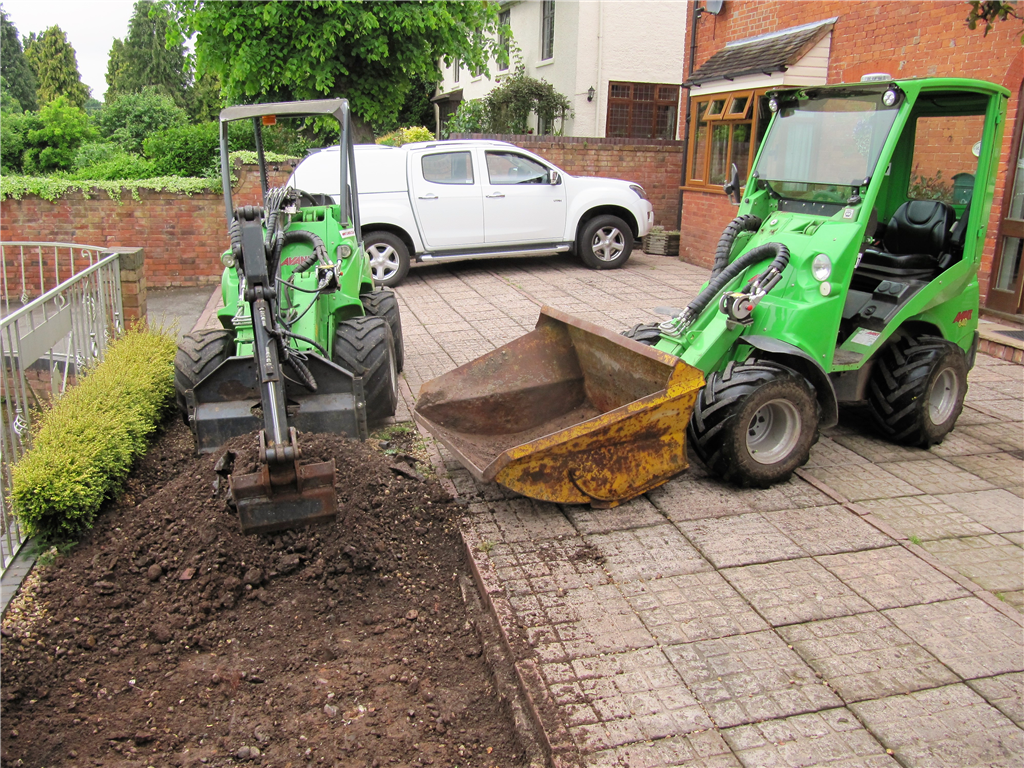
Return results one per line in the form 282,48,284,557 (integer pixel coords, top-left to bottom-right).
987,87,1024,315
482,150,566,244
410,150,485,249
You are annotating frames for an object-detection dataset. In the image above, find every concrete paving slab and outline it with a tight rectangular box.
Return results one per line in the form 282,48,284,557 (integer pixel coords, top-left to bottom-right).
827,431,933,463
967,397,1024,422
959,421,1024,452
855,495,994,540
920,535,1024,593
587,730,741,768
804,436,874,468
721,708,899,768
849,684,1024,767
876,458,995,495
722,558,873,626
947,452,1024,495
935,488,1024,533
816,546,972,610
777,613,959,702
884,597,1024,679
763,505,893,556
802,464,923,501
966,672,1024,728
678,512,807,568
664,631,843,728
564,496,666,536
585,525,711,582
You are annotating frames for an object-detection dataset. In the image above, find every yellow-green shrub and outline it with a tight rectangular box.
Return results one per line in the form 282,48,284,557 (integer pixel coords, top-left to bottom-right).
375,126,434,147
11,327,177,541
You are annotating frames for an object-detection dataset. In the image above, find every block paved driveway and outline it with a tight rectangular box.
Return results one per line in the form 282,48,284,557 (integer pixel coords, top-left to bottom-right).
391,251,1024,768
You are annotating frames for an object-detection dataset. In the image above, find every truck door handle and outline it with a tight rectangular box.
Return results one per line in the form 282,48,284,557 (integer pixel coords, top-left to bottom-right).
418,193,438,200
486,192,505,199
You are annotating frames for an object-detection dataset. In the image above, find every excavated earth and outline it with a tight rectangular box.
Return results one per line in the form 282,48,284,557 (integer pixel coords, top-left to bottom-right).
1,420,530,768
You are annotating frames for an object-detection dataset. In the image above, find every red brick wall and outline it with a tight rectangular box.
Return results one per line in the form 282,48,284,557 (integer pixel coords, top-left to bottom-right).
451,134,685,229
682,0,1024,298
0,161,299,289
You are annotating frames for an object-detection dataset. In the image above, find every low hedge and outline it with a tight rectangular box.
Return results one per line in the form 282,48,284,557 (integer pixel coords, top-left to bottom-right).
11,327,178,542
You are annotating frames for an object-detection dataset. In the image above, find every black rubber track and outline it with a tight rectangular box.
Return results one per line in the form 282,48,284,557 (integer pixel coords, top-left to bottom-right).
174,328,234,426
867,334,967,447
333,316,398,424
687,359,818,488
621,322,662,346
361,289,405,373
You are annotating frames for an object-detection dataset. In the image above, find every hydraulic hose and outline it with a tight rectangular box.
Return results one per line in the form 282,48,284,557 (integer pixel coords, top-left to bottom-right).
711,214,763,279
281,230,327,273
675,241,790,328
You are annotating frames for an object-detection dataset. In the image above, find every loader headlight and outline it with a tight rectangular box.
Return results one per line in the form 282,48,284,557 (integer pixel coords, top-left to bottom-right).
882,88,900,107
768,97,780,113
220,250,235,268
811,254,832,281
337,244,352,259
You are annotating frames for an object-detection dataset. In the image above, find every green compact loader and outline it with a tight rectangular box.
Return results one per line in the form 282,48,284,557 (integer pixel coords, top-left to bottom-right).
412,77,1008,504
174,100,403,533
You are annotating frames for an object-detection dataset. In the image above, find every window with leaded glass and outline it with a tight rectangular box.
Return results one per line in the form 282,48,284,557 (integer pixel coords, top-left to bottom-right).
606,82,679,140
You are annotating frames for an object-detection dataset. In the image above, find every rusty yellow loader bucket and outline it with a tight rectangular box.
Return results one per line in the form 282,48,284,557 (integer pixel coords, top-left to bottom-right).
413,307,705,507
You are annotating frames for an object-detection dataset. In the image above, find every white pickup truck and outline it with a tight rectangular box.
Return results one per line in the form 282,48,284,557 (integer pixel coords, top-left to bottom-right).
288,139,655,287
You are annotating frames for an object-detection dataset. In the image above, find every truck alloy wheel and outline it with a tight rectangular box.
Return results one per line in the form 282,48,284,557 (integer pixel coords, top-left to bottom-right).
364,232,410,287
868,335,967,447
688,360,819,487
579,215,634,269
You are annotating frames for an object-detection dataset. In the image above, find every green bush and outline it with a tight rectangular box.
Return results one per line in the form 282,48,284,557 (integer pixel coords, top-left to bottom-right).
71,154,158,181
0,110,37,172
98,88,188,154
11,327,177,542
376,126,434,147
143,121,220,177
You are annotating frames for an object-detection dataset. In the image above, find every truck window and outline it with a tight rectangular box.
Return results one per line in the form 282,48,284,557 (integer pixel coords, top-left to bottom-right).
421,152,474,185
485,152,549,185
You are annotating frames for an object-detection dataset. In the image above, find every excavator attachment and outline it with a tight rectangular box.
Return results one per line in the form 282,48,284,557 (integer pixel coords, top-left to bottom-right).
413,307,705,507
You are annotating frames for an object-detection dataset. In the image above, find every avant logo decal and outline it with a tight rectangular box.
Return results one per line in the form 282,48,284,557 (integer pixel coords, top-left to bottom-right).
953,309,974,326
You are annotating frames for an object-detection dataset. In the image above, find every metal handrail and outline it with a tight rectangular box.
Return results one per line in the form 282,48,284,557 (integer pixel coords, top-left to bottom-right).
1,254,119,326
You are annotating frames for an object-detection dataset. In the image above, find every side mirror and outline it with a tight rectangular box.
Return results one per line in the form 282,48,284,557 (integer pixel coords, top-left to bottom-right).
723,163,742,206
549,170,561,185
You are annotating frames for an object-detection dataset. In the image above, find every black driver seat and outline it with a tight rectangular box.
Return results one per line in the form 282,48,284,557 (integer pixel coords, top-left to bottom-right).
858,200,956,281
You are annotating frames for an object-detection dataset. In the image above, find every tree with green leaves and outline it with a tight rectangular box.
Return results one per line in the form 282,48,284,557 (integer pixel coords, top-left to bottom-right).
98,88,188,153
166,1,505,140
21,97,97,174
106,0,189,107
1,9,38,112
966,0,1022,40
24,26,90,109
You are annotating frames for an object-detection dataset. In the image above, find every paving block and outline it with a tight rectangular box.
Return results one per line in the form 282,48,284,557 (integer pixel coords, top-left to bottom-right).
817,546,971,610
928,428,1006,458
735,476,838,512
949,452,1024,496
850,684,1024,767
533,583,655,661
586,524,712,582
935,489,1024,533
764,505,894,555
960,422,1024,452
884,597,1024,679
966,672,1024,728
855,495,994,540
877,458,995,495
722,707,899,768
664,630,843,728
803,464,923,501
587,730,741,768
722,558,873,626
805,436,874,468
919,535,1023,593
778,613,958,702
488,535,609,596
830,432,933,463
678,512,807,568
648,471,758,522
565,496,666,535
620,570,768,644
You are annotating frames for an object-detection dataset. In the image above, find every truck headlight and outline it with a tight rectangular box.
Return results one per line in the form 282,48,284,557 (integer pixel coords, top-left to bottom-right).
811,254,832,281
629,184,648,200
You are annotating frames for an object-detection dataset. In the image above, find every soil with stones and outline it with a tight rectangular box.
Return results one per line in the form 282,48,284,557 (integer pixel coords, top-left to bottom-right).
1,420,530,768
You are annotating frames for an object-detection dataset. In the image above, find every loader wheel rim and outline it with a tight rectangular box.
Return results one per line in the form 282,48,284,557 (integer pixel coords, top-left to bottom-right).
928,367,959,425
368,243,400,281
746,398,801,465
592,226,625,262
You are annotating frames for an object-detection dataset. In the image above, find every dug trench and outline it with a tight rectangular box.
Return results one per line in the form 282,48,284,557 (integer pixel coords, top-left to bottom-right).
1,419,537,768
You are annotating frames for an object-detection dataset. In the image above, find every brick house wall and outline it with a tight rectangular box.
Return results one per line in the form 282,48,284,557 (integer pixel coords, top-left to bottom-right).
681,0,1023,305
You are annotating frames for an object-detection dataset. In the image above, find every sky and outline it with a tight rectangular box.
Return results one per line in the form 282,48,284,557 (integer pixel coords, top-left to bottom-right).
1,0,138,101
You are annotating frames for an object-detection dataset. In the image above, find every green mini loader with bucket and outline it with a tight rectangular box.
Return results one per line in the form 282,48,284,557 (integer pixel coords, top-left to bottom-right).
174,99,403,533
412,77,1008,504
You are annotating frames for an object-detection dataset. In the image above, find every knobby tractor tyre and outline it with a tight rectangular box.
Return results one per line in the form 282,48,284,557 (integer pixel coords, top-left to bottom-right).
867,335,968,447
361,288,405,373
621,322,662,346
333,316,398,424
578,214,634,270
687,360,819,488
174,329,235,429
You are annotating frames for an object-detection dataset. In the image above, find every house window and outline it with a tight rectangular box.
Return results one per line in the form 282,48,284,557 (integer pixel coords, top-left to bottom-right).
541,0,555,60
686,89,770,191
607,82,679,140
498,10,510,71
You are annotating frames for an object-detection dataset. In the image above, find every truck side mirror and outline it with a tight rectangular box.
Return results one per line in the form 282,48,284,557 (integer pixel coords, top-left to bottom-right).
549,170,561,185
723,163,742,206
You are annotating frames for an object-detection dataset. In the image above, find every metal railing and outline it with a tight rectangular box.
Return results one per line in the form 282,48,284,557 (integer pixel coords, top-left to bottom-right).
0,242,125,573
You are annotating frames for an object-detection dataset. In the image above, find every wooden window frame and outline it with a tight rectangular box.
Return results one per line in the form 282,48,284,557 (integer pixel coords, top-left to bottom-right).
497,10,510,72
541,0,555,61
685,88,769,193
606,81,680,140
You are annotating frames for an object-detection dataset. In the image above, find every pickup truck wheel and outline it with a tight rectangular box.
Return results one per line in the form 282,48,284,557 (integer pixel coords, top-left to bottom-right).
333,317,398,424
361,288,404,373
688,360,818,488
364,232,410,288
174,329,234,430
867,335,967,447
621,322,661,346
579,215,634,269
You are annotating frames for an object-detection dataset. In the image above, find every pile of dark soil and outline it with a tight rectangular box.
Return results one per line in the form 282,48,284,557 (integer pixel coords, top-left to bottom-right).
1,420,529,768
